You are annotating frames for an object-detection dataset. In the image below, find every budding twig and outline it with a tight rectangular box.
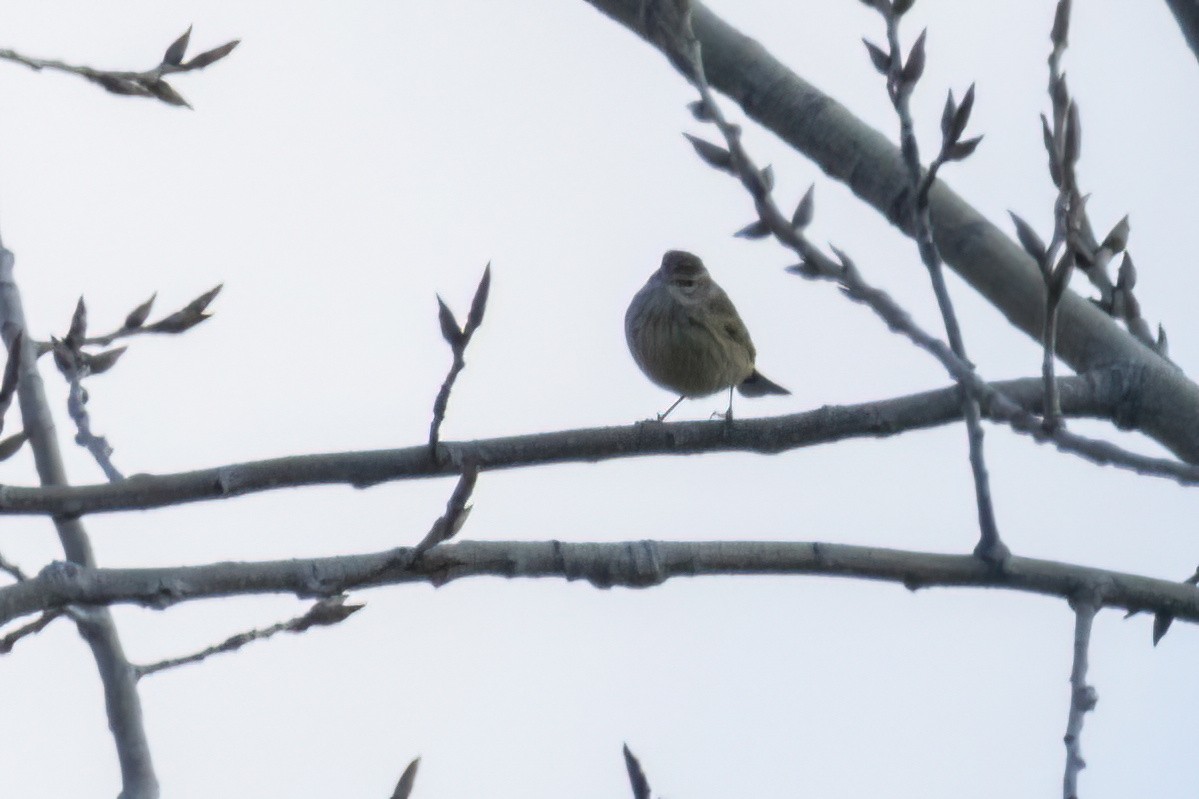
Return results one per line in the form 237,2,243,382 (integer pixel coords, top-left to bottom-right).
0,26,238,109
411,459,480,559
51,298,127,481
1017,0,1161,371
867,3,1006,562
427,264,491,457
132,595,362,679
0,551,27,582
45,288,220,481
0,609,63,654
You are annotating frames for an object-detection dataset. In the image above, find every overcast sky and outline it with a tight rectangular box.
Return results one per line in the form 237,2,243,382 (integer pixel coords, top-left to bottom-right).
0,1,1197,797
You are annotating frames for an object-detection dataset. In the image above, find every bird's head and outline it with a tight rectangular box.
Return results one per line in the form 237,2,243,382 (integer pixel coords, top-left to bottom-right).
658,250,711,301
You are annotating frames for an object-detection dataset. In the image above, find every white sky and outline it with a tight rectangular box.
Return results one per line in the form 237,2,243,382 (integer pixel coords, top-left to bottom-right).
0,1,1197,796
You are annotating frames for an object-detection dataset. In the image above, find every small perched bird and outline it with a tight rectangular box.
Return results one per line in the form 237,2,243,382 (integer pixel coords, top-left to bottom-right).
625,250,790,420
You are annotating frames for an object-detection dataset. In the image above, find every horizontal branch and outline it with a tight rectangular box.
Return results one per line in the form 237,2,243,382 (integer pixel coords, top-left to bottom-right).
0,375,1122,516
3,538,1198,628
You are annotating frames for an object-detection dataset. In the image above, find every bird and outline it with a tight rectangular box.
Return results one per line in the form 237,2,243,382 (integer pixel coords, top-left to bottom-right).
625,250,789,420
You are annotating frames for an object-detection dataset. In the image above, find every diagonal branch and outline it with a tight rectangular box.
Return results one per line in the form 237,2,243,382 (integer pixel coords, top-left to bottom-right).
1063,598,1099,799
3,539,1199,629
869,6,1003,560
0,28,238,109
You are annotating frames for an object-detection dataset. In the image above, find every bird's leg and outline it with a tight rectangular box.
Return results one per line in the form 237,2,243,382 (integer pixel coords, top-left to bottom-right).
658,395,685,421
716,386,734,422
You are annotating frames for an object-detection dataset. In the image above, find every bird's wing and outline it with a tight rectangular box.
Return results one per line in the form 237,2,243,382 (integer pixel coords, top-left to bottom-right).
704,286,756,362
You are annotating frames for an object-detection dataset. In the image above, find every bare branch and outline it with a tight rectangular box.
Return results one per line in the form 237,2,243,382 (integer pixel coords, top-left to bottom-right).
1063,599,1099,799
0,245,158,797
0,372,1173,517
3,540,1199,629
0,609,63,654
59,355,125,482
133,595,362,679
0,29,238,109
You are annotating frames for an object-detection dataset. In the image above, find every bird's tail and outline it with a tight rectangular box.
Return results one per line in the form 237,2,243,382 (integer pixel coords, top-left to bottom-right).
737,370,790,397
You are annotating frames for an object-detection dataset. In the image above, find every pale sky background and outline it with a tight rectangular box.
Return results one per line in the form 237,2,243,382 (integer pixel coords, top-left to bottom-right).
0,1,1197,797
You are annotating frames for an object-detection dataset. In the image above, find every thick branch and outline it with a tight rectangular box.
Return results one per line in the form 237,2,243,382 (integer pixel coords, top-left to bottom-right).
580,0,1199,463
3,540,1198,627
0,374,1127,516
0,247,158,799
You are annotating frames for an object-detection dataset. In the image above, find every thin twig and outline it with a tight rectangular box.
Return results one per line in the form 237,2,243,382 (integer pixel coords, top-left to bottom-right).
0,28,238,109
873,6,1005,562
660,29,1199,519
65,372,124,481
49,299,127,479
32,285,222,355
133,595,362,679
48,288,219,480
4,540,1199,628
428,265,491,457
0,551,27,582
1025,0,1159,357
1063,598,1099,799
5,371,1199,517
0,609,63,654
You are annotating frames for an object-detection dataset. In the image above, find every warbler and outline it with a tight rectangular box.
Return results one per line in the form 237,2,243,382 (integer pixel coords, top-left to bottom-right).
625,250,789,420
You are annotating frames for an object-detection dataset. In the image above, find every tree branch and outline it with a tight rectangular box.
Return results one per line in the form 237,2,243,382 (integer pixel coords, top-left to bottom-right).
0,608,62,653
0,373,1141,516
1063,598,1099,799
3,539,1198,628
0,245,159,799
0,28,238,109
580,0,1199,464
133,595,362,679
871,6,1004,561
